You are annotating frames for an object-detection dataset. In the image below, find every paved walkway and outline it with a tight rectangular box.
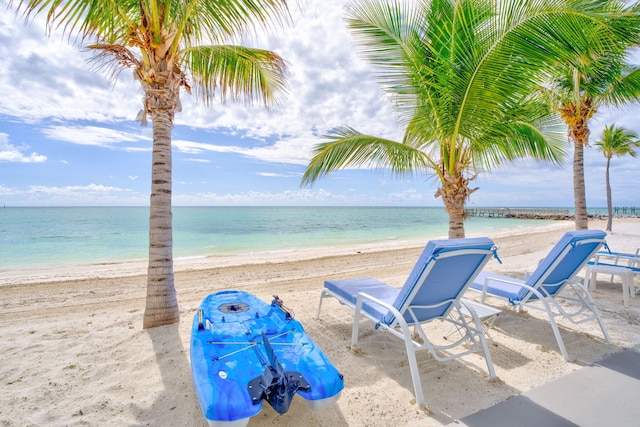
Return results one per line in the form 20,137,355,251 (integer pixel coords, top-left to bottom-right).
449,348,640,427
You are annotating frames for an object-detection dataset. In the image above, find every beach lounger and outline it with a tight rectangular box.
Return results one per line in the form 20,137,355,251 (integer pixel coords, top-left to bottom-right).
595,248,640,265
469,230,611,361
585,248,640,306
317,237,498,408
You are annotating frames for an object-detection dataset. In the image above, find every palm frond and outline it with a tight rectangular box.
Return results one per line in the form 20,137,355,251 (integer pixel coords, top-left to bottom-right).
597,66,640,107
85,42,140,83
301,126,431,186
14,1,291,54
595,124,640,158
174,0,291,49
471,94,567,167
345,0,423,119
182,44,288,106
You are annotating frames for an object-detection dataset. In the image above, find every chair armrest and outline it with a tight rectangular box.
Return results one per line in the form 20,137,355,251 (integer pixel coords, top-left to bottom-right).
354,292,403,325
477,275,559,306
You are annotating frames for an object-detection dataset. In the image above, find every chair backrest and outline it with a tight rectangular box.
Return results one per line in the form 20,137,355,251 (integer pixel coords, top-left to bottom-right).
523,230,606,300
382,237,496,325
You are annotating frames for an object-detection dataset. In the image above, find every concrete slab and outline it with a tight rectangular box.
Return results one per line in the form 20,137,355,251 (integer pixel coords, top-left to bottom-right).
449,349,640,427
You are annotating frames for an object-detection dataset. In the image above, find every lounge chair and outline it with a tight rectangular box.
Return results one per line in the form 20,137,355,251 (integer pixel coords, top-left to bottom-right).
585,248,640,306
469,230,611,361
317,237,498,408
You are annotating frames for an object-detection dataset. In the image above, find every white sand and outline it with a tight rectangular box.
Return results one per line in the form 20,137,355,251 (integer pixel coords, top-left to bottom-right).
1,218,639,426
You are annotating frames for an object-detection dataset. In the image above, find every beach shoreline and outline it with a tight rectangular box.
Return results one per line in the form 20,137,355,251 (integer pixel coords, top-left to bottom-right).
1,218,639,426
0,219,575,286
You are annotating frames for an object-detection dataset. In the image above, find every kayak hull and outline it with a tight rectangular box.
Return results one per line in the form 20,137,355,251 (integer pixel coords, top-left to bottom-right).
190,290,344,426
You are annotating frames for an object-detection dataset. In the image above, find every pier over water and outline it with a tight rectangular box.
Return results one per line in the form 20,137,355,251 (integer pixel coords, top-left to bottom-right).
465,207,639,219
465,208,570,219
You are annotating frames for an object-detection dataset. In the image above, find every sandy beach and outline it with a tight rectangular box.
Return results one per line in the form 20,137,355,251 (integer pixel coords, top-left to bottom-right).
1,218,639,426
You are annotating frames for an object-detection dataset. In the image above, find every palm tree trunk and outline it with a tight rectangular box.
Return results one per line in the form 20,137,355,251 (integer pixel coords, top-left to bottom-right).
446,209,466,239
143,108,179,329
437,169,472,239
572,136,589,230
605,156,613,232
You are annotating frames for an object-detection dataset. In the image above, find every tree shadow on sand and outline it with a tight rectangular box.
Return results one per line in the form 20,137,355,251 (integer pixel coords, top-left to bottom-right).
131,322,204,426
489,308,615,365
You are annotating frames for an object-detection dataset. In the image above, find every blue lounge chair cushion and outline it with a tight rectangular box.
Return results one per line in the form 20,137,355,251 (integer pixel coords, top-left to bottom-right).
324,276,399,320
586,261,640,273
325,237,496,325
472,271,530,302
470,230,607,303
597,249,639,259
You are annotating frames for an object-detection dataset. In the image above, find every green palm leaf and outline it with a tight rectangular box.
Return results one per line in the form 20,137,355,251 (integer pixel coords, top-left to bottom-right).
303,0,640,238
10,0,292,328
302,126,431,185
182,45,287,105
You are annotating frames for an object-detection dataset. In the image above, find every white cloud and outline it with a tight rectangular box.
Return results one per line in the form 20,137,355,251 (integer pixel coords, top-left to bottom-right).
1,2,638,208
0,14,141,123
172,134,315,165
257,172,300,178
0,2,401,166
172,139,240,154
0,183,147,206
387,188,429,203
28,183,126,194
41,126,150,149
172,187,406,206
0,184,19,195
0,132,47,163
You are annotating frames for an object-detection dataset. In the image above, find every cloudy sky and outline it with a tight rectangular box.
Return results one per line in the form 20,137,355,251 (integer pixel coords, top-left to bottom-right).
1,1,638,208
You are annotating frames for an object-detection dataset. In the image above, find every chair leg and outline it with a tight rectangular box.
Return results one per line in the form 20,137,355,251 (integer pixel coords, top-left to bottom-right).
547,313,569,361
621,273,631,307
479,333,496,378
462,303,496,379
585,266,596,291
596,313,612,344
317,289,328,318
351,297,363,348
583,292,612,344
404,336,426,408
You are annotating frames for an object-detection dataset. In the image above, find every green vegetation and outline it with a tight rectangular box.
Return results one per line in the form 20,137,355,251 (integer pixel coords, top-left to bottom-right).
11,0,292,328
595,125,639,231
302,0,640,238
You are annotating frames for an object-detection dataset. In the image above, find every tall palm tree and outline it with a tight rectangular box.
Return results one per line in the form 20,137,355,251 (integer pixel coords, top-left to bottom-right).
12,0,291,328
302,0,640,238
545,52,640,230
594,124,639,231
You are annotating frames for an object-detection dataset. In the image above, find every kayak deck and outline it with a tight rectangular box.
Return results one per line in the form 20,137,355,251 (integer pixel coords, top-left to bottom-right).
191,290,344,426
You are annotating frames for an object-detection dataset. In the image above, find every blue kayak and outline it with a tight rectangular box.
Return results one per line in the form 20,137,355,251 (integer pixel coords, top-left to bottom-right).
190,290,344,426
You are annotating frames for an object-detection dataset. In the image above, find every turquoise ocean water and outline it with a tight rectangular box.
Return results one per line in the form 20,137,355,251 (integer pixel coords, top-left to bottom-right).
0,206,560,270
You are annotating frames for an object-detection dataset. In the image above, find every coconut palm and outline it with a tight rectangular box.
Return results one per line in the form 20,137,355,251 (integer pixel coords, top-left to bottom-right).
11,0,291,328
594,124,639,231
545,52,640,230
302,0,640,238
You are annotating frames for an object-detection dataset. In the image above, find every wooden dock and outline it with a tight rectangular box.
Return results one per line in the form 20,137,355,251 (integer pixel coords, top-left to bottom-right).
465,208,571,219
613,207,639,216
465,207,639,219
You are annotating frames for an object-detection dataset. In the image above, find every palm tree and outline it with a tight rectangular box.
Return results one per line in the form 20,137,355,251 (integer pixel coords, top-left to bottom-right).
12,0,291,328
302,0,640,239
545,52,640,230
594,124,639,231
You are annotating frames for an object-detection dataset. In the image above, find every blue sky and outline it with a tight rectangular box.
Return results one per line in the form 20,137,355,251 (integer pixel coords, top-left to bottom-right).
1,1,639,208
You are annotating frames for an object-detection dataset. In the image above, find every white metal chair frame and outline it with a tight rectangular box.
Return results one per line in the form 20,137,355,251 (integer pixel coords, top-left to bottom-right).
586,249,640,304
474,238,611,361
317,248,496,408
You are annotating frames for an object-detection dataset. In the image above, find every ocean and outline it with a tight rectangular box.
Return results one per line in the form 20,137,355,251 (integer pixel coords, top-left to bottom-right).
0,206,560,270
